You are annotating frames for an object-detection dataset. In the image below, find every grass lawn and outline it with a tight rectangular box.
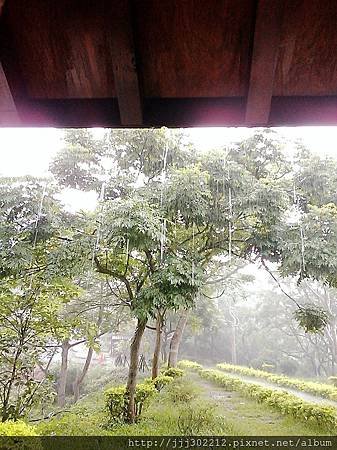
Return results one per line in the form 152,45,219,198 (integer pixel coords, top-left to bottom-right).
35,374,331,436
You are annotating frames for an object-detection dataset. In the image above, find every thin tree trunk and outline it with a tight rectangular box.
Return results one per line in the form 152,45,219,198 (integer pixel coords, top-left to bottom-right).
161,329,169,364
57,340,70,407
231,323,237,364
152,313,163,379
72,347,94,403
168,311,188,368
125,318,147,423
73,305,104,403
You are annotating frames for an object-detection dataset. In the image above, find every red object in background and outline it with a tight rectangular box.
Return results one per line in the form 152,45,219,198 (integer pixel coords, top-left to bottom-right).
98,353,105,365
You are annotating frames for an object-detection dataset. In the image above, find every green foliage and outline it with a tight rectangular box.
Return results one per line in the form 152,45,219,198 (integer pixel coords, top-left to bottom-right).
50,130,105,191
178,360,203,371
0,421,41,450
278,204,337,287
0,421,38,436
217,363,337,401
104,386,128,424
294,306,330,333
161,367,184,378
0,278,80,421
177,401,222,435
105,383,157,424
164,378,200,403
199,368,337,431
151,375,174,392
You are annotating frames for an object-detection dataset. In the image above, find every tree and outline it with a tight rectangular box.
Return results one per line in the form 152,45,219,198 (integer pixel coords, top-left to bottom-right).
0,277,80,421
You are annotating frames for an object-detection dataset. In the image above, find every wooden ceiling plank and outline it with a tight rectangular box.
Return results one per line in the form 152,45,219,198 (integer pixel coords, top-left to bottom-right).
245,0,284,126
0,0,20,125
0,62,20,125
109,0,142,126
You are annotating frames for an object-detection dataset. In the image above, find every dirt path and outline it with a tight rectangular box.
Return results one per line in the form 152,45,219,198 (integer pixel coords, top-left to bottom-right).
188,373,329,435
217,371,337,408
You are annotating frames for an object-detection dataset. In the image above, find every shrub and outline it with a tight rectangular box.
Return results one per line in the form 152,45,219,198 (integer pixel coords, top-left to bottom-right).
177,360,203,371
152,375,174,392
105,386,127,424
165,378,200,403
162,368,184,378
217,362,337,401
0,421,41,450
177,402,218,435
0,421,38,436
199,368,337,432
105,383,157,424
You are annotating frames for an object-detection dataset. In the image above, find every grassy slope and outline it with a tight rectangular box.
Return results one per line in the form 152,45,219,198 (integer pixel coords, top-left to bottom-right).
36,374,330,436
195,375,329,436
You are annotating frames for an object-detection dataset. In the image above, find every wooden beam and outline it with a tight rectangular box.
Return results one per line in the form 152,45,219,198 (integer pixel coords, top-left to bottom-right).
0,62,20,125
245,0,284,126
0,0,5,16
109,0,142,126
0,0,20,125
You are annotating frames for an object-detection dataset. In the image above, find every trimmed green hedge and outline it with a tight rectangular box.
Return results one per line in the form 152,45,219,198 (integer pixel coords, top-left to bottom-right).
217,363,337,401
105,383,157,423
0,421,38,436
200,368,337,432
105,372,180,423
161,368,185,378
177,360,203,371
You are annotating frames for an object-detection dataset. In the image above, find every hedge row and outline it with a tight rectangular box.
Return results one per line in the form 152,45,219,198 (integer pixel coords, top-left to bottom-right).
105,368,184,423
177,360,203,371
217,363,337,401
200,368,337,432
0,420,38,436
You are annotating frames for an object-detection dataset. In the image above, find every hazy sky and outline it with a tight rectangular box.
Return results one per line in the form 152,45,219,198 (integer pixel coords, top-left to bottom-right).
1,126,337,211
1,126,337,178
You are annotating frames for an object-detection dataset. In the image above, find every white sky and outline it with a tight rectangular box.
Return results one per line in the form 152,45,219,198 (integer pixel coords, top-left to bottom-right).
1,126,337,211
1,126,337,178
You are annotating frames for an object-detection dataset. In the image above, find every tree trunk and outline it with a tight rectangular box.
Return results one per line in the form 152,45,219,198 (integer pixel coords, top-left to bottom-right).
72,347,94,403
72,305,104,403
168,311,188,368
161,329,169,363
125,318,147,423
231,323,237,365
57,340,70,407
152,314,163,379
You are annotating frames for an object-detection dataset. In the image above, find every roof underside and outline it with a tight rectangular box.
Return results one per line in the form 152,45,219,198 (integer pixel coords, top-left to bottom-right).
1,0,337,128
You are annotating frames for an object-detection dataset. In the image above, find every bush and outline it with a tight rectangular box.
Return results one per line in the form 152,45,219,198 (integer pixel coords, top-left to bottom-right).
152,375,174,392
217,362,337,401
0,421,38,436
178,402,218,434
0,421,41,450
105,383,157,424
199,368,337,432
162,368,184,378
164,378,200,403
177,360,203,371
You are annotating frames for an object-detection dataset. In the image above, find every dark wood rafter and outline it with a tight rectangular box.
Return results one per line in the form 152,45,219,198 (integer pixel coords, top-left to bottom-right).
245,0,284,126
1,1,337,127
109,0,142,126
0,0,20,125
0,62,20,125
